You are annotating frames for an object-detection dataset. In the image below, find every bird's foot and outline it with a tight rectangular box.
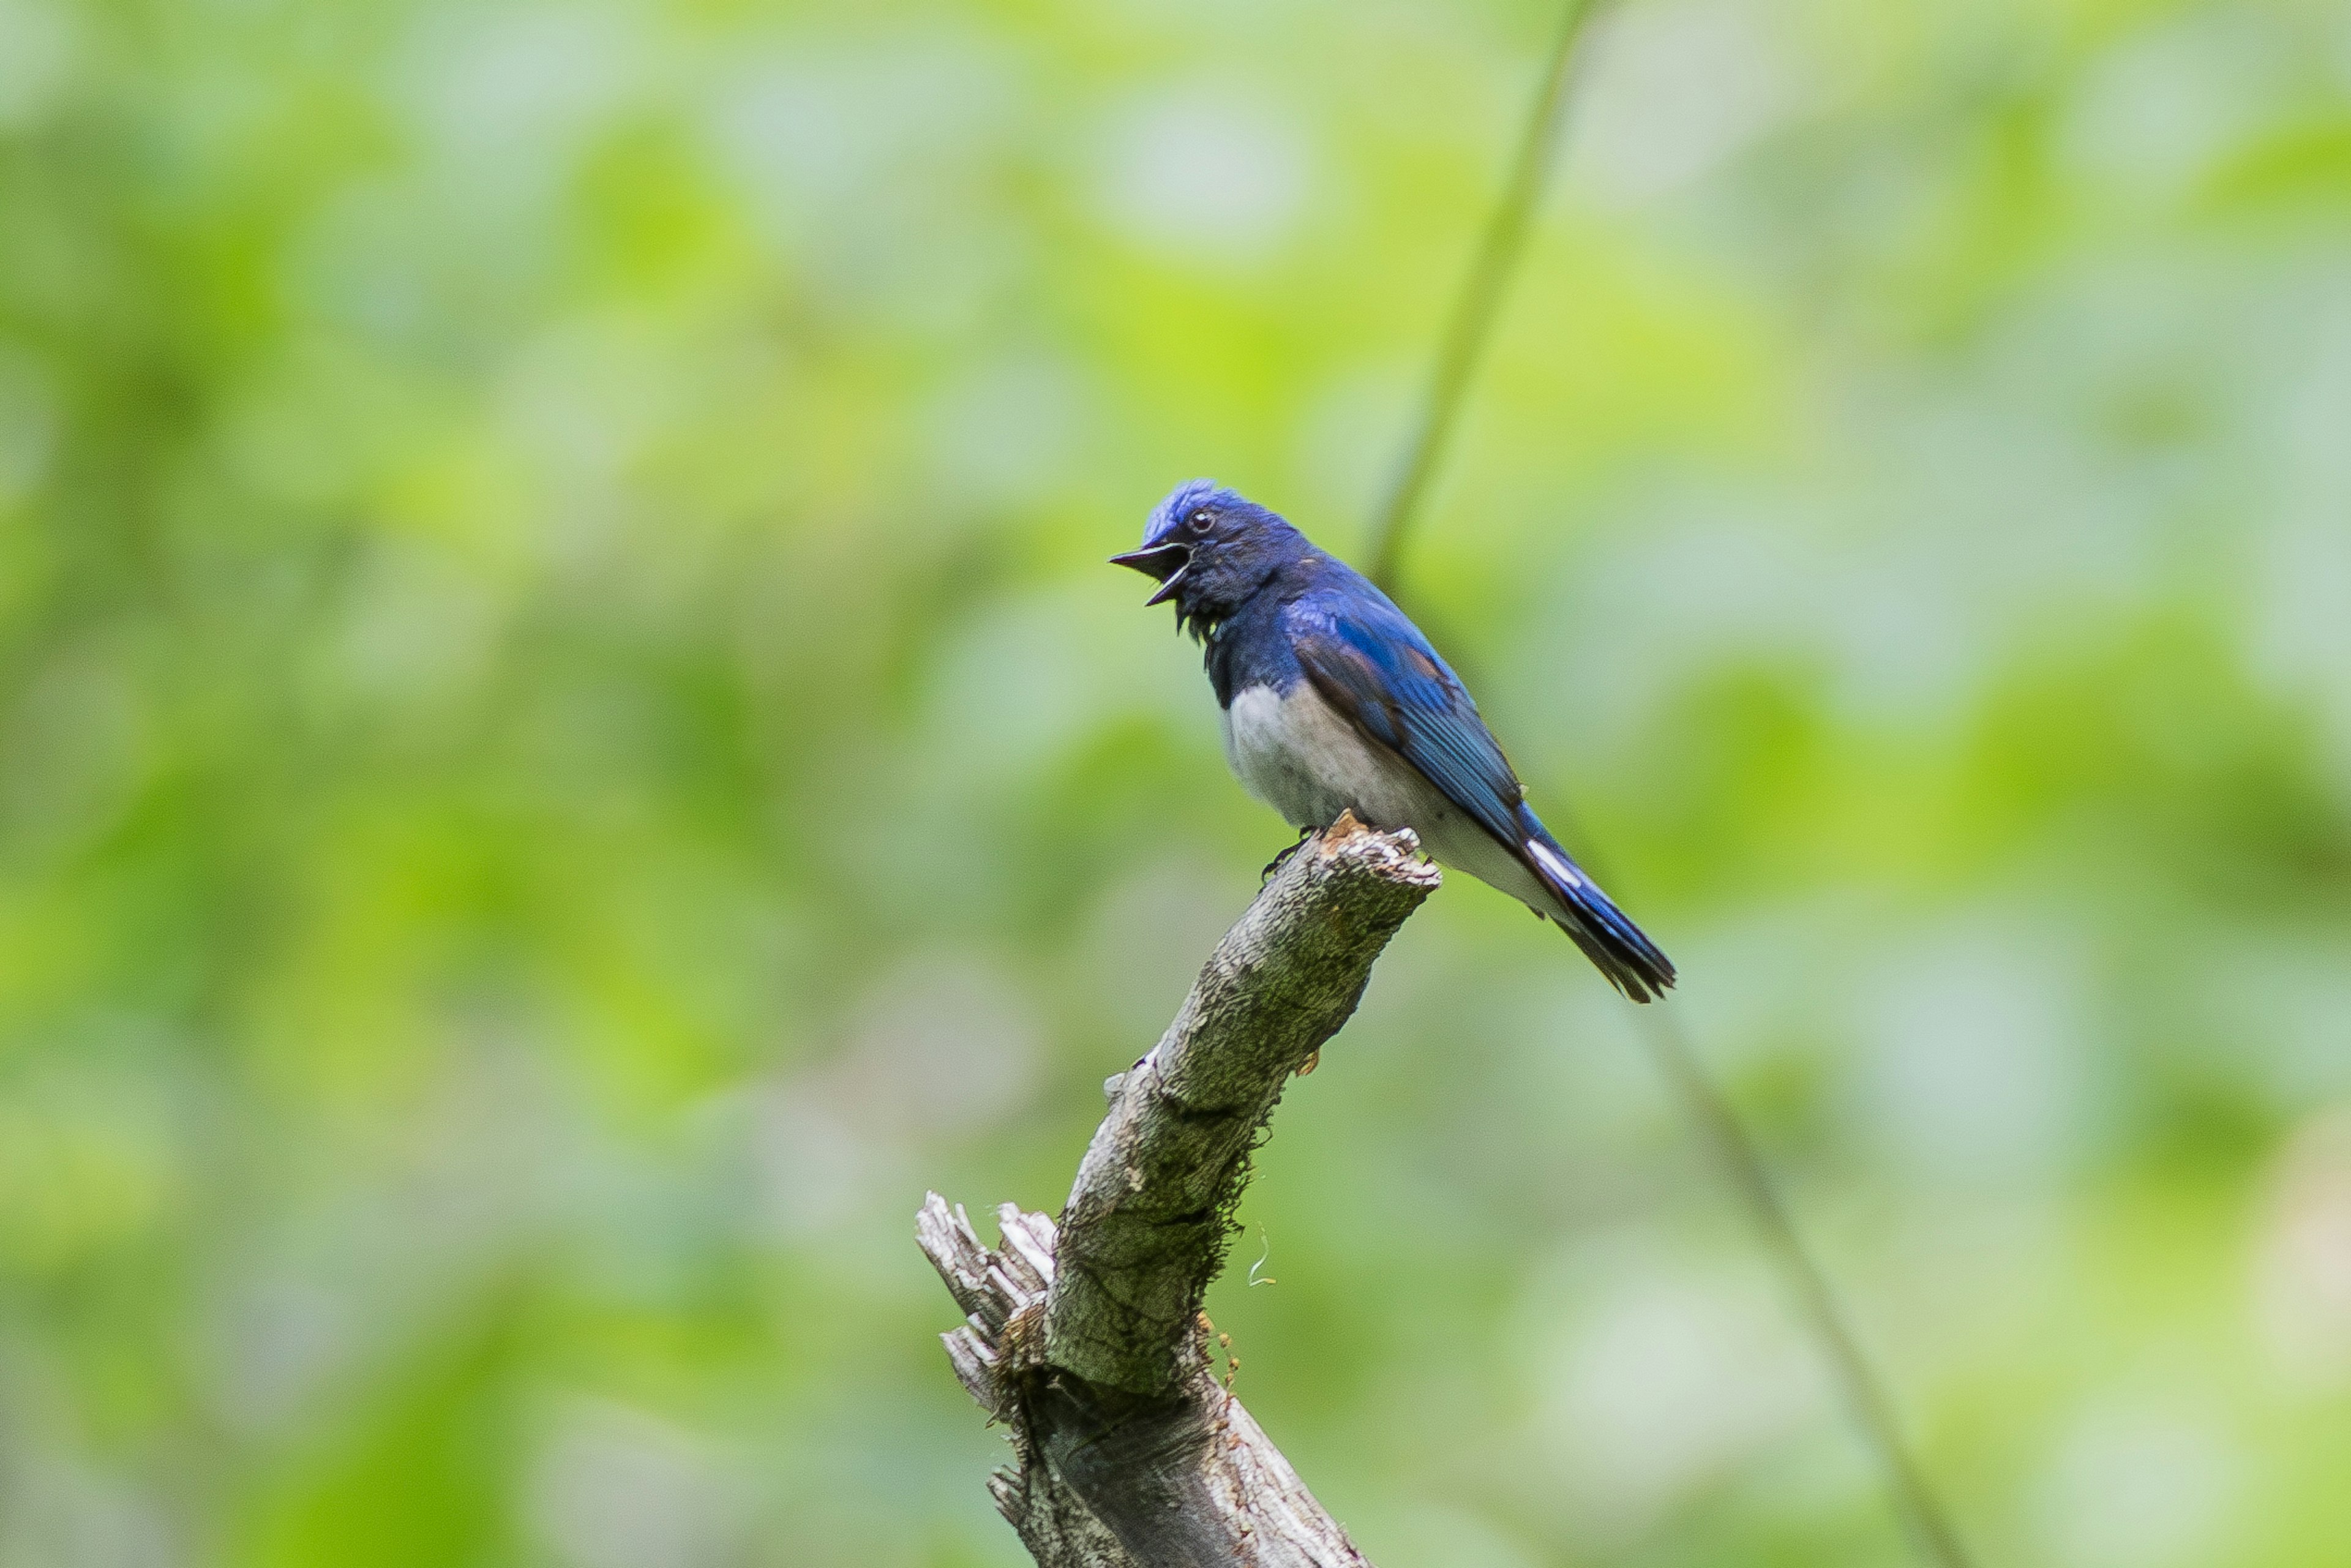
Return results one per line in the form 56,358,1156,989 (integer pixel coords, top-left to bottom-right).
1261,825,1319,883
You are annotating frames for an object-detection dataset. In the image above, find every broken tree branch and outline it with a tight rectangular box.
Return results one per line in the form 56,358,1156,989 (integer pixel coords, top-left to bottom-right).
918,813,1439,1566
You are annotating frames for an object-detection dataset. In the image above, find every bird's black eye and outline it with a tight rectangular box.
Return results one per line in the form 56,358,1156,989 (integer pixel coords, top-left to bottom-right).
1188,509,1213,534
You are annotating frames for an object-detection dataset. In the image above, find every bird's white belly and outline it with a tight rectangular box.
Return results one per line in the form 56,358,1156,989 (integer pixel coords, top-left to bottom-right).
1223,683,1411,829
1220,682,1564,921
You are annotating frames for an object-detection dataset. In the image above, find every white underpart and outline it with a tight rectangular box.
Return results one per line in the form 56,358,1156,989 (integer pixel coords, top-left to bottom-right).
1221,681,1568,922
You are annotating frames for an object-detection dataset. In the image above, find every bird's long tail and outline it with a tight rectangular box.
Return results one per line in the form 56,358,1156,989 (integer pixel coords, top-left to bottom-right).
1517,806,1675,1002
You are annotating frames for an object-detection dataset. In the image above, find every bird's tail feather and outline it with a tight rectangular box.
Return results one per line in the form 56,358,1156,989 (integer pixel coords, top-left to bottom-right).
1517,811,1676,1002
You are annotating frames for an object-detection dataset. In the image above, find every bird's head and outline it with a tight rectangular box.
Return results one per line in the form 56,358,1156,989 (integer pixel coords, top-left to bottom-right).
1111,479,1307,637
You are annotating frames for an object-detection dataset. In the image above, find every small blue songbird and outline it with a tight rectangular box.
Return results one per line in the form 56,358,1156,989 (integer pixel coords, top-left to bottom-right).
1112,479,1675,1001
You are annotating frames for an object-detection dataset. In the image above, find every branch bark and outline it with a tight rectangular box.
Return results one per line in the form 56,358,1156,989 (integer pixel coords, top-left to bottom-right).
918,814,1439,1566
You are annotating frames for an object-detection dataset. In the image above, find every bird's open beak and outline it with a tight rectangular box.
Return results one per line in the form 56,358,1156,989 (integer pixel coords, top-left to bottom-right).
1108,542,1193,607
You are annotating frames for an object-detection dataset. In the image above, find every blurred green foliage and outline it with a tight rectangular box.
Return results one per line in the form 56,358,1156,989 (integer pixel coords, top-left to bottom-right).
4,0,2350,1564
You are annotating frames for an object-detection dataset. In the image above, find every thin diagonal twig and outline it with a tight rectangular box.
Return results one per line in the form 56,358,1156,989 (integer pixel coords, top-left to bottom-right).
1364,0,1603,587
1546,797,1974,1568
1362,6,1976,1566
1632,1002,1976,1568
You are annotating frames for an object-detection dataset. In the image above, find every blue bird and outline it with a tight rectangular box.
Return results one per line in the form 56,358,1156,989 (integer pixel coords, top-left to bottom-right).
1112,479,1675,1002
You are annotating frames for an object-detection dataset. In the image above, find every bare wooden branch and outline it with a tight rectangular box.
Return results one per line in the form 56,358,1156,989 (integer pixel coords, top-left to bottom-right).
918,814,1439,1566
1049,815,1440,1396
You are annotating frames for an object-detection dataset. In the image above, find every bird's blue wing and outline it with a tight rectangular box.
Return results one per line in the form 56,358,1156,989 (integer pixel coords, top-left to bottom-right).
1286,584,1676,1000
1283,590,1525,848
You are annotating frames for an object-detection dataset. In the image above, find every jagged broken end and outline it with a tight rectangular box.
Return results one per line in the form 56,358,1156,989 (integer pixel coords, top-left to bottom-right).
1313,809,1441,889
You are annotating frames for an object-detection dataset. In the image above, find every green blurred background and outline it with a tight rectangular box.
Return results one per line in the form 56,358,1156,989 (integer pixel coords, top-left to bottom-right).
4,0,2349,1563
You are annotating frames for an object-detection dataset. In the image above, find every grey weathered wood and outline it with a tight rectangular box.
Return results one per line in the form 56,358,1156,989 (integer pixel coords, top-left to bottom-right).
918,815,1439,1566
